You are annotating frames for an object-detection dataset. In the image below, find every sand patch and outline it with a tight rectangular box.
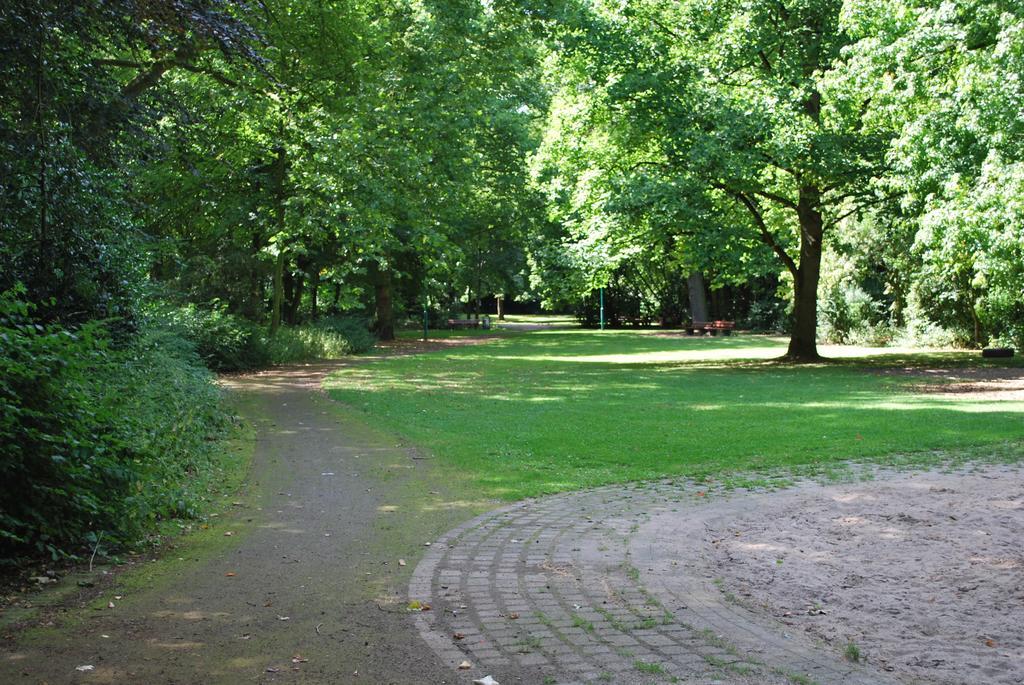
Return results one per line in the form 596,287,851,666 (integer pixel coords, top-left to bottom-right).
645,467,1024,684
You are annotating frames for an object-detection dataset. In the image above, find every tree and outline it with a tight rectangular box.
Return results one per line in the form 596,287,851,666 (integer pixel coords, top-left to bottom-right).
535,0,895,358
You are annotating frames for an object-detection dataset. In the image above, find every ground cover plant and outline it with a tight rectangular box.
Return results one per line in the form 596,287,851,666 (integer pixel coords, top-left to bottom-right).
326,330,1024,499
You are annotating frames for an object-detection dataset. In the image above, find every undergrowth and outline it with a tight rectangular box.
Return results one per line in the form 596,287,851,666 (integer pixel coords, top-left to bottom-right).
0,291,229,566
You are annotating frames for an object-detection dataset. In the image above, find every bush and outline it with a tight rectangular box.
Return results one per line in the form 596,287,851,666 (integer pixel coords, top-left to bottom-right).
0,289,228,564
156,305,376,371
157,304,270,371
266,316,375,364
313,315,376,353
818,281,885,344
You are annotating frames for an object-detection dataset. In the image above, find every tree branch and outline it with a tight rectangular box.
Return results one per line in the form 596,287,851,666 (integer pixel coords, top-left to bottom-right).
718,186,798,277
99,46,246,98
752,188,799,211
827,192,903,227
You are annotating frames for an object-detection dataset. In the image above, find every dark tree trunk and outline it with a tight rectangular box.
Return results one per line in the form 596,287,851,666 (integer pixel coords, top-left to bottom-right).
270,250,284,334
282,268,295,324
786,186,824,361
309,265,319,320
370,261,394,341
284,268,303,325
687,271,708,323
246,230,263,320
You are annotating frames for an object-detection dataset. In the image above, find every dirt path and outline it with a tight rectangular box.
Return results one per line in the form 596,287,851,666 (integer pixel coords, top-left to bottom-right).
1,356,486,684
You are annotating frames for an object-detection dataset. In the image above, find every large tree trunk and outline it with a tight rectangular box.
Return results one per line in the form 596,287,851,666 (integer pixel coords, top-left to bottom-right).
496,294,505,320
687,271,708,323
787,186,824,361
370,262,394,341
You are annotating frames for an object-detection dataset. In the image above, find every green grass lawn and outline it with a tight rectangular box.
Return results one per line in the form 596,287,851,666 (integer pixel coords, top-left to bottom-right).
325,330,1024,499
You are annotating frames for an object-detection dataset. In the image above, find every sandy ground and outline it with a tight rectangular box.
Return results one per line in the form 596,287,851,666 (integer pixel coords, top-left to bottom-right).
648,466,1024,685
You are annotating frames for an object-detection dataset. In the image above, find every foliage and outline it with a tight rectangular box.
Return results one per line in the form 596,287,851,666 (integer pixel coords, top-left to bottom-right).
4,0,1024,567
158,304,375,371
0,290,227,564
158,304,271,371
312,315,377,354
267,317,376,365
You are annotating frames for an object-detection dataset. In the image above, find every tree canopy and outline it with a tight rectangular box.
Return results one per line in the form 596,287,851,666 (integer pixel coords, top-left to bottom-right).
3,0,1022,350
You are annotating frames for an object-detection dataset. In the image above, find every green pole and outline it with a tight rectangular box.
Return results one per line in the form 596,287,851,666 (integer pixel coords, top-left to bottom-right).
599,286,605,331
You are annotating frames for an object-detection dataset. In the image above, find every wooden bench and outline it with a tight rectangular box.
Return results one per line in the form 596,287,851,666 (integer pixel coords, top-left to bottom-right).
447,318,480,329
686,320,735,336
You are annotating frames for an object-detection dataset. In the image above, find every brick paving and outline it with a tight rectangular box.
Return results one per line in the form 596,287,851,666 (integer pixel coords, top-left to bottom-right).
410,481,901,685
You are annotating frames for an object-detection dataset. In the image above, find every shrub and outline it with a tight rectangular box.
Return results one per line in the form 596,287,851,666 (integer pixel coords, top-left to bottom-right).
313,315,376,354
266,316,375,364
818,281,884,344
156,304,270,371
155,306,376,371
0,289,228,564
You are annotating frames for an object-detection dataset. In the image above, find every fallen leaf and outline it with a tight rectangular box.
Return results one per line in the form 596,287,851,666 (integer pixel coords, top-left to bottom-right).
224,531,234,536
398,559,406,567
985,639,997,648
225,572,236,577
277,615,291,621
457,660,472,670
508,612,519,620
292,655,309,663
75,665,95,672
453,632,466,640
266,667,280,673
107,601,115,609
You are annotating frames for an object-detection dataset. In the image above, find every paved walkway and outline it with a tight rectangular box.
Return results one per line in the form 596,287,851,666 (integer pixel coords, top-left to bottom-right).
412,481,899,685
